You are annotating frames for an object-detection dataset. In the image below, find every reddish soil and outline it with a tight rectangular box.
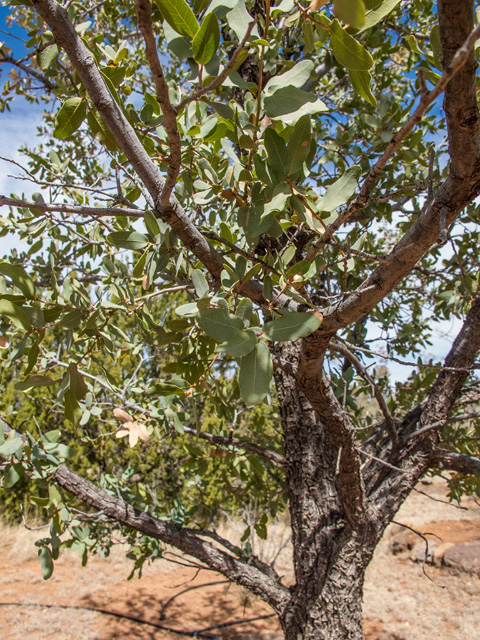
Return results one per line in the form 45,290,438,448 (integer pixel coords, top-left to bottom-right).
0,478,479,640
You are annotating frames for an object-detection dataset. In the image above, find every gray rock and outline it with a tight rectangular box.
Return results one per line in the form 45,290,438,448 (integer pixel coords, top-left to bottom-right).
443,540,480,575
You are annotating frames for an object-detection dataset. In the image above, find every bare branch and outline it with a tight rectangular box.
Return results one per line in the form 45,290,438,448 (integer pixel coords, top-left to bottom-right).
329,341,399,449
406,410,480,441
0,52,57,90
135,0,181,208
0,195,144,218
53,465,290,611
430,448,480,474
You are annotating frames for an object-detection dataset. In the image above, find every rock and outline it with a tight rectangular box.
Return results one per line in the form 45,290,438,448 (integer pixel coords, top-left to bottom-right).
389,529,416,554
443,541,480,576
432,542,454,566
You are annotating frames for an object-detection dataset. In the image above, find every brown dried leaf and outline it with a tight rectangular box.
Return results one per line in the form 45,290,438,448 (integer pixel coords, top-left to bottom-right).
309,0,329,10
113,407,134,423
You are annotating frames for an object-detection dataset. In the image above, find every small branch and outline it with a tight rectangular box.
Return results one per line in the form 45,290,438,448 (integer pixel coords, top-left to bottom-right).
175,21,257,112
183,425,285,466
430,448,480,474
0,53,57,90
329,341,399,449
406,410,480,441
306,21,480,257
0,195,145,218
135,0,182,208
339,339,478,373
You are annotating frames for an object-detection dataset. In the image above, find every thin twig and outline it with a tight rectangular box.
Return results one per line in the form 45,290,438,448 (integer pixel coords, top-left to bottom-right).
175,21,257,112
0,195,145,218
406,410,480,440
330,341,399,449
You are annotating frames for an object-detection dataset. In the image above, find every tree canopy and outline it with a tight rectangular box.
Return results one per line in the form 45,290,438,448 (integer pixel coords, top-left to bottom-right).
1,0,480,638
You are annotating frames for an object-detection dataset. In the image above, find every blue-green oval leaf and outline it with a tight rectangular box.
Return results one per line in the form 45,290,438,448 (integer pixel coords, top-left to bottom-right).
238,341,273,405
263,312,322,342
192,12,220,64
197,307,243,342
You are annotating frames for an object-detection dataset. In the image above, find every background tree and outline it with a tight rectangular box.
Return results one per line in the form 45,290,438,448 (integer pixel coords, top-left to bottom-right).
1,0,480,638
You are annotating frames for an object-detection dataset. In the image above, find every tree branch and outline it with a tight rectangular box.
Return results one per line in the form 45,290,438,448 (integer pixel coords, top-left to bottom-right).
299,368,366,525
0,419,289,611
135,0,181,208
0,195,145,218
0,52,57,90
53,465,290,610
30,0,297,312
306,19,480,256
430,448,480,474
329,341,399,449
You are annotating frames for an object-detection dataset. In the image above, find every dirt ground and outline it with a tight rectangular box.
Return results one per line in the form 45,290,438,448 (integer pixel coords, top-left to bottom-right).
0,477,479,640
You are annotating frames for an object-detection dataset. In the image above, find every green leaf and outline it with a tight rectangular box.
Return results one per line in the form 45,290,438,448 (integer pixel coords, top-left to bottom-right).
87,109,120,152
107,232,150,251
69,366,88,400
192,12,220,64
38,548,54,580
197,307,243,341
358,0,402,32
0,262,36,298
193,0,210,11
348,69,376,106
334,0,365,28
264,86,327,124
236,297,253,324
3,464,21,488
286,115,312,175
0,299,32,330
14,376,56,392
192,269,209,297
226,0,258,41
0,437,23,457
316,165,361,212
302,19,314,53
146,380,187,395
155,0,199,37
264,60,314,94
100,65,126,87
238,341,273,405
262,312,322,342
144,211,162,238
53,98,87,139
60,309,86,330
264,128,288,180
37,43,58,70
64,389,82,426
217,330,257,357
330,19,373,70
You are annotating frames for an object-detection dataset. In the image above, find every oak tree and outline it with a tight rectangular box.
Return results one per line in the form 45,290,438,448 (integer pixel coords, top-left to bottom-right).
1,0,480,638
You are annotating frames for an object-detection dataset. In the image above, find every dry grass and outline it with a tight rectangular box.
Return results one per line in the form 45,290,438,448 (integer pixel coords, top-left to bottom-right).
0,477,479,640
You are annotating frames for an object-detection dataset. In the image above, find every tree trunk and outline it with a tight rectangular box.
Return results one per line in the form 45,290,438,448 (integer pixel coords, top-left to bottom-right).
280,571,365,640
272,342,379,640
